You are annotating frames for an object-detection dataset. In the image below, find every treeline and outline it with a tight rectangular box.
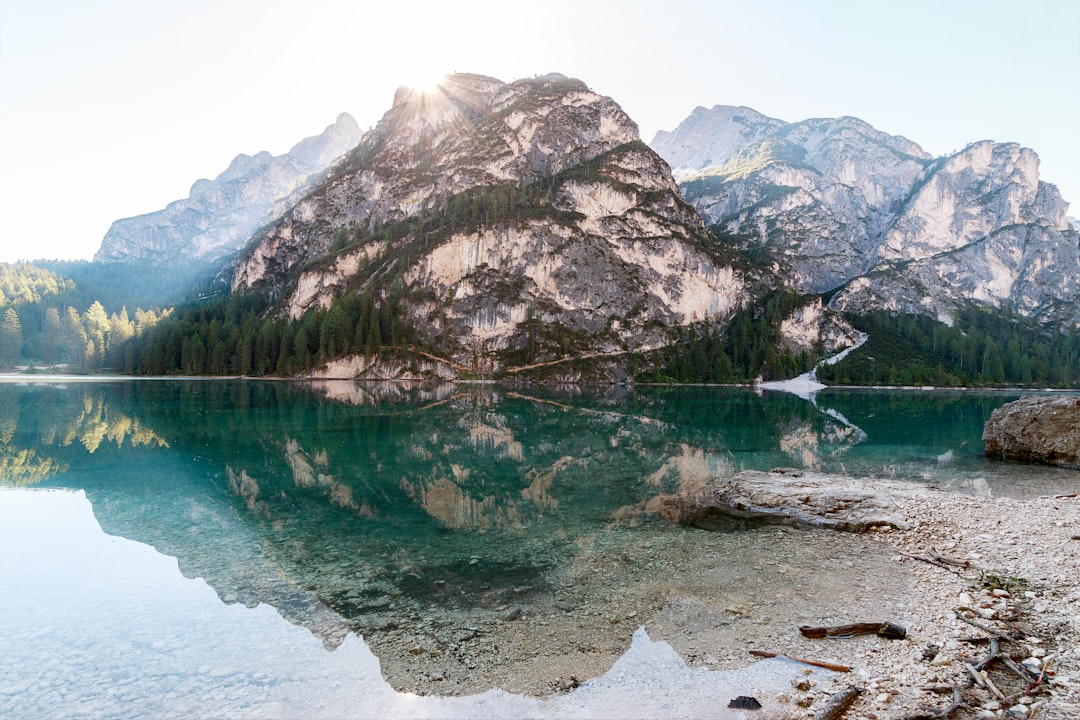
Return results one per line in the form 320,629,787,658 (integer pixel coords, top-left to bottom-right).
641,291,818,383
817,308,1080,387
1,262,175,371
0,300,168,372
0,263,75,306
125,289,415,376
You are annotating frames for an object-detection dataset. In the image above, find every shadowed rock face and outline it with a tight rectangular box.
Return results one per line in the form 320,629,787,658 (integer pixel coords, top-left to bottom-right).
983,395,1080,468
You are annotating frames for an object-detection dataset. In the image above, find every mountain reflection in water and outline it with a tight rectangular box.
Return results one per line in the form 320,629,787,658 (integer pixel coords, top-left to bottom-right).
1,379,1073,701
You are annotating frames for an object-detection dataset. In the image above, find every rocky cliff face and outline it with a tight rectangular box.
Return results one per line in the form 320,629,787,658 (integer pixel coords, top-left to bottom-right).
94,113,363,264
652,107,1080,326
234,74,751,370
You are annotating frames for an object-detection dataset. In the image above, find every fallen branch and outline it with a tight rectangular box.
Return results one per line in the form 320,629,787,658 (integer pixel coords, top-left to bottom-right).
748,649,850,672
980,669,1006,702
1000,654,1037,683
954,610,1014,640
813,685,862,720
972,637,1001,671
899,549,971,573
963,662,986,689
800,622,906,640
928,548,972,568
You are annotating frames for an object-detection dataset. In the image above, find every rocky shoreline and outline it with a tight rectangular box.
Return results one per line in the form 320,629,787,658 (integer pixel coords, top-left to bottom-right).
651,477,1080,719
361,470,1078,719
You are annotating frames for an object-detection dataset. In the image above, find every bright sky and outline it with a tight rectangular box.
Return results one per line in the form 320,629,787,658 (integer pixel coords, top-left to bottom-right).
1,0,1078,263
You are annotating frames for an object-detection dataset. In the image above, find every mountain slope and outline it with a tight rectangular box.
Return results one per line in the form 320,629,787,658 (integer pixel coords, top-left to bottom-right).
651,107,1080,327
233,74,753,373
94,113,363,264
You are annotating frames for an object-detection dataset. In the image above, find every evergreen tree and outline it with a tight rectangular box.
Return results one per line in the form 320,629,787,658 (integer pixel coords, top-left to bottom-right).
0,308,22,367
41,308,61,367
62,306,87,369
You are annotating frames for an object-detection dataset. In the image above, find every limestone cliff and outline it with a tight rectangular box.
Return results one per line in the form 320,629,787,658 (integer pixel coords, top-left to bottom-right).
652,107,1080,326
234,74,751,371
94,113,363,264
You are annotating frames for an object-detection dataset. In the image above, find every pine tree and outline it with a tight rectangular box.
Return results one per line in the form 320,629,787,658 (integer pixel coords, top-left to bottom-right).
41,307,61,367
0,308,22,367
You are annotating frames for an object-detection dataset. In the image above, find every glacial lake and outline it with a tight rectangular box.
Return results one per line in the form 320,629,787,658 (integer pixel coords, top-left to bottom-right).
1,379,1076,718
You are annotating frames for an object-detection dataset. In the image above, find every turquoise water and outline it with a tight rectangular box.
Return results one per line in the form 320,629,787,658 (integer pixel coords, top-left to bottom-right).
1,380,1075,717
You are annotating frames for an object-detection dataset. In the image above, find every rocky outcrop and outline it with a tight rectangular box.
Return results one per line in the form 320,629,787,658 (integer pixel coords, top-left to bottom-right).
983,395,1080,467
652,108,1080,327
233,74,751,371
94,113,362,264
307,353,458,381
657,468,910,532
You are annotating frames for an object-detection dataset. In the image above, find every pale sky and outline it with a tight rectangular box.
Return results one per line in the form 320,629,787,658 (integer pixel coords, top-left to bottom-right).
1,0,1078,263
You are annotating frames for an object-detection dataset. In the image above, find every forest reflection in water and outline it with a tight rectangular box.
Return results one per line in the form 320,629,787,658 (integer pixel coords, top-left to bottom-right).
1,379,1072,700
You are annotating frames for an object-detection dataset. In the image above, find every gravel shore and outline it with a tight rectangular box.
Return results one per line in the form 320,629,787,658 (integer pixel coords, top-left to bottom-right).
694,484,1080,720
369,477,1078,719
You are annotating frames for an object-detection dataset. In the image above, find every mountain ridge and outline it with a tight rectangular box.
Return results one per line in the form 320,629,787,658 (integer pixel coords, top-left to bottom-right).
229,73,759,376
93,113,363,265
651,105,1079,327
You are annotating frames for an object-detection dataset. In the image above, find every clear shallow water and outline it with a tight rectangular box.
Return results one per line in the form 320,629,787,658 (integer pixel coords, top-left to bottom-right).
1,380,1076,717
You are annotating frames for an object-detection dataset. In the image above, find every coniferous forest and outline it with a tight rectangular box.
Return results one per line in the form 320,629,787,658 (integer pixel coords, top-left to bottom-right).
816,308,1080,387
1,259,1077,387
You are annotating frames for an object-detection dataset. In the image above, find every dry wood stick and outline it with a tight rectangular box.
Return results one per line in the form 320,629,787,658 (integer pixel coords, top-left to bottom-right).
748,649,851,672
980,669,1007,702
962,662,986,689
954,609,1013,640
928,548,971,568
1000,654,1036,683
898,550,966,574
799,622,906,640
973,637,1000,671
812,685,862,720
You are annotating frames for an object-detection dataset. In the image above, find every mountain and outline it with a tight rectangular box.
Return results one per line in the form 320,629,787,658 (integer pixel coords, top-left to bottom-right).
232,74,754,376
93,113,363,264
651,107,1080,327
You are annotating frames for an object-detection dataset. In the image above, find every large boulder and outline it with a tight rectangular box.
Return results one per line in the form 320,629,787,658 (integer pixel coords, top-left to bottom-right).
657,468,910,532
983,395,1080,468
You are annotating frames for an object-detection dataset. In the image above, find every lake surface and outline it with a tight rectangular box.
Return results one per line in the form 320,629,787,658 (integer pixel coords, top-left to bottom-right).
1,380,1075,718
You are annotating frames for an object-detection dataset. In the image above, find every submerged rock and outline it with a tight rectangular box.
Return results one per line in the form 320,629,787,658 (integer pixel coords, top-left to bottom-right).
983,395,1080,468
657,468,910,532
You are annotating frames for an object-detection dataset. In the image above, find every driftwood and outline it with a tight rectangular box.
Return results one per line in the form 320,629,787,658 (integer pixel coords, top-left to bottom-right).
812,685,862,720
900,548,972,572
748,649,850,672
972,637,1001,671
800,622,907,640
979,669,1007,701
953,610,1017,640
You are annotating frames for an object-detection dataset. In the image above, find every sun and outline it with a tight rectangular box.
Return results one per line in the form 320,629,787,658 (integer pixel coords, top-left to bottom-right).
402,71,447,96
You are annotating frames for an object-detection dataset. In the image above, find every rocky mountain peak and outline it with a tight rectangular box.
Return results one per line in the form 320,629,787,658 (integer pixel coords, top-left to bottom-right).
650,104,787,179
94,113,363,264
232,74,748,374
653,106,1079,326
